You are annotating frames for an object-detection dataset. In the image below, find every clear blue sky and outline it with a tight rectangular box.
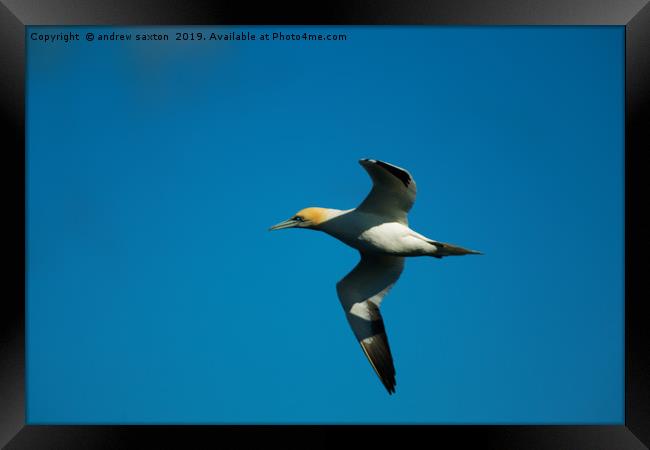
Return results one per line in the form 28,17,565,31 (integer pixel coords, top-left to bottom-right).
26,26,624,423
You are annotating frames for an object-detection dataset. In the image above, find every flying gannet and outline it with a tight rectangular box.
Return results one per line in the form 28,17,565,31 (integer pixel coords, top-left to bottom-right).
269,159,481,394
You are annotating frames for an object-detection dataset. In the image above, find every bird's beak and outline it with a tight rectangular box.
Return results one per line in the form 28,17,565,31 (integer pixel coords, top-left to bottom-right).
269,218,300,231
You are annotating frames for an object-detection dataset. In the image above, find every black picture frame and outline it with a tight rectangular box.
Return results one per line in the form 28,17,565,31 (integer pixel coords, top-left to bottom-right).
2,1,648,448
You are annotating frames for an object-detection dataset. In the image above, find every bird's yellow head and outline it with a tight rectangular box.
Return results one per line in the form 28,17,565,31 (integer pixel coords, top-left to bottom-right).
269,207,329,231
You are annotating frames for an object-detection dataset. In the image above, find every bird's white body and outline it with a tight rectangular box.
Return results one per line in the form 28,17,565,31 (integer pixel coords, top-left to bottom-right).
318,209,438,256
270,158,481,394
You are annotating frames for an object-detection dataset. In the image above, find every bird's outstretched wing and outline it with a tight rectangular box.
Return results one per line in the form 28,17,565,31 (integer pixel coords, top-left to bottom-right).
355,159,417,225
336,253,404,394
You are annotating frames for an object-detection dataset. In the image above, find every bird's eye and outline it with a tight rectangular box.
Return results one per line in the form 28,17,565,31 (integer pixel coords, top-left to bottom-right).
293,216,303,222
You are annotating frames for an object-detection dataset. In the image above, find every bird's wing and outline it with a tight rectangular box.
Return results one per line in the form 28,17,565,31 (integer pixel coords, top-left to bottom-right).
355,159,417,225
336,252,405,394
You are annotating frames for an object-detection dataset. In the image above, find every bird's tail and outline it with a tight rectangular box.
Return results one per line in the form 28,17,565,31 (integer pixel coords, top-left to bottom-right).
430,241,483,258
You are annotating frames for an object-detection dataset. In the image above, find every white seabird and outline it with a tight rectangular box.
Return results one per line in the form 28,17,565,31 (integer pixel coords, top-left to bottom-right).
270,159,481,394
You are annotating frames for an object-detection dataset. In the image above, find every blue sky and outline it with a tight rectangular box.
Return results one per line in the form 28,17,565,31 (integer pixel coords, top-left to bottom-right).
26,26,624,423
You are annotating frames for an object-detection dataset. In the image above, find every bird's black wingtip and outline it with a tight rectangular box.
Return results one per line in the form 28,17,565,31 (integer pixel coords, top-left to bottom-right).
382,376,397,395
